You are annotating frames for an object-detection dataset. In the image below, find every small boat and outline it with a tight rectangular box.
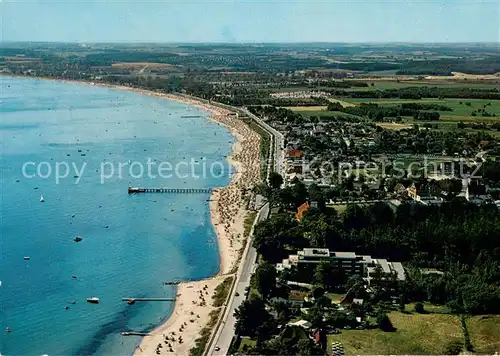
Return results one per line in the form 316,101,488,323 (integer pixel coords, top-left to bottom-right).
86,297,99,304
127,299,135,305
24,256,30,260
40,194,45,203
74,236,83,242
72,275,78,279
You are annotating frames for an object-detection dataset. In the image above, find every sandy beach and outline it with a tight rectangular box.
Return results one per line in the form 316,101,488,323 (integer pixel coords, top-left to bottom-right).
124,90,262,355
1,75,262,355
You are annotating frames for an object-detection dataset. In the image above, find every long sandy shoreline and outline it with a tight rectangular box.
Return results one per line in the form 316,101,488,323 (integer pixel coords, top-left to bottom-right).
2,75,261,355
20,77,260,355
130,88,261,356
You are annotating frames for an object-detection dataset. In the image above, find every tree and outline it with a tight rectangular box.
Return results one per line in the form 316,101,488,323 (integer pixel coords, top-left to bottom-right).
305,305,325,328
398,295,406,312
254,183,276,206
376,311,395,331
269,172,284,190
251,262,277,300
252,213,298,261
414,302,425,313
296,339,317,356
343,204,368,229
274,301,291,324
312,286,325,300
234,298,272,337
313,262,335,290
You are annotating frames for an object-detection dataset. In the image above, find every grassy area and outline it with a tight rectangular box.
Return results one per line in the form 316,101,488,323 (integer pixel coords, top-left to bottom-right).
406,302,451,314
345,98,445,105
376,122,413,130
238,338,257,353
466,315,500,354
189,309,221,356
327,98,356,107
346,80,500,91
327,205,348,214
326,293,345,303
328,311,463,355
283,105,329,111
435,99,500,118
243,211,257,238
344,98,500,121
243,117,270,179
212,276,234,308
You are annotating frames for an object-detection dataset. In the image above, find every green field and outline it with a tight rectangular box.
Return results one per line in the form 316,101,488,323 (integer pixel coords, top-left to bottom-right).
344,98,500,117
328,311,464,355
466,315,500,354
282,106,329,111
238,338,257,353
346,80,500,91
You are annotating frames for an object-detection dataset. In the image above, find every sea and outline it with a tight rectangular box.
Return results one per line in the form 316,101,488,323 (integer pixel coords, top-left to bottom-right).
0,77,234,355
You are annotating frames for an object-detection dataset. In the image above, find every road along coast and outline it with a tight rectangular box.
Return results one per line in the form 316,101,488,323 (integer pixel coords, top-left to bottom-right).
1,75,263,355
125,90,262,355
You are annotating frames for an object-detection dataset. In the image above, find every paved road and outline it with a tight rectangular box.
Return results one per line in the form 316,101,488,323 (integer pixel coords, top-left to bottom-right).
208,203,269,356
242,108,284,177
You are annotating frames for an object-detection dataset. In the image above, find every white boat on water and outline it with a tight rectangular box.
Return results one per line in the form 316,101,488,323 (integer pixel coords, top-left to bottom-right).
40,194,45,203
86,297,99,304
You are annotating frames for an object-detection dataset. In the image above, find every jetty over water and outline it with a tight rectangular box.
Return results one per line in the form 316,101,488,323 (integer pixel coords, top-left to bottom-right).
121,331,150,336
128,187,214,194
121,297,175,302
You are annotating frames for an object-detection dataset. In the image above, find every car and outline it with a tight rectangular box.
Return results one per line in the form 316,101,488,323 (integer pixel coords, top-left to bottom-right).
235,292,240,296
215,346,220,351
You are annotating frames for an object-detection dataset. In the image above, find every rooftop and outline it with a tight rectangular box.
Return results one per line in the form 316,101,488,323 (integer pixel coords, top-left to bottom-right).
390,262,406,281
302,248,330,257
334,251,357,259
375,258,391,273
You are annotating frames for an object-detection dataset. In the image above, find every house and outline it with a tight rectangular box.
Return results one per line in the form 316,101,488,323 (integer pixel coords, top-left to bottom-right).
286,148,304,160
311,328,327,350
287,161,304,174
296,202,310,221
407,182,433,202
366,260,406,285
438,161,457,177
352,298,364,305
270,296,304,306
393,183,407,196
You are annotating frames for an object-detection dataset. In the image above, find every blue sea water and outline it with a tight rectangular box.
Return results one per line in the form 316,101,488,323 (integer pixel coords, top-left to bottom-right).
0,77,234,355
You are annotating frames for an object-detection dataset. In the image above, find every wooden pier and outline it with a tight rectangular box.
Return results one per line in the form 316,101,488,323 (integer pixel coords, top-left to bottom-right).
121,331,150,336
121,297,175,302
128,187,213,194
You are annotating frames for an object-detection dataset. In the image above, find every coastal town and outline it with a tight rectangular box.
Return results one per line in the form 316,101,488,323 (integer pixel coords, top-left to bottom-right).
2,39,500,356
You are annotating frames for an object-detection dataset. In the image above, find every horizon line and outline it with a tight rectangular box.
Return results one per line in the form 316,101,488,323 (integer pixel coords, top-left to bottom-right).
1,40,499,46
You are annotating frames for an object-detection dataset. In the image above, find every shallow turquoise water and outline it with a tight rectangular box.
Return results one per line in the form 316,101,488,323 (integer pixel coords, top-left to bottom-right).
0,77,233,355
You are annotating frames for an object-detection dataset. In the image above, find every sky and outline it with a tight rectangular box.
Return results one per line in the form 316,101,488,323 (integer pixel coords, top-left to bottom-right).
1,0,499,43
